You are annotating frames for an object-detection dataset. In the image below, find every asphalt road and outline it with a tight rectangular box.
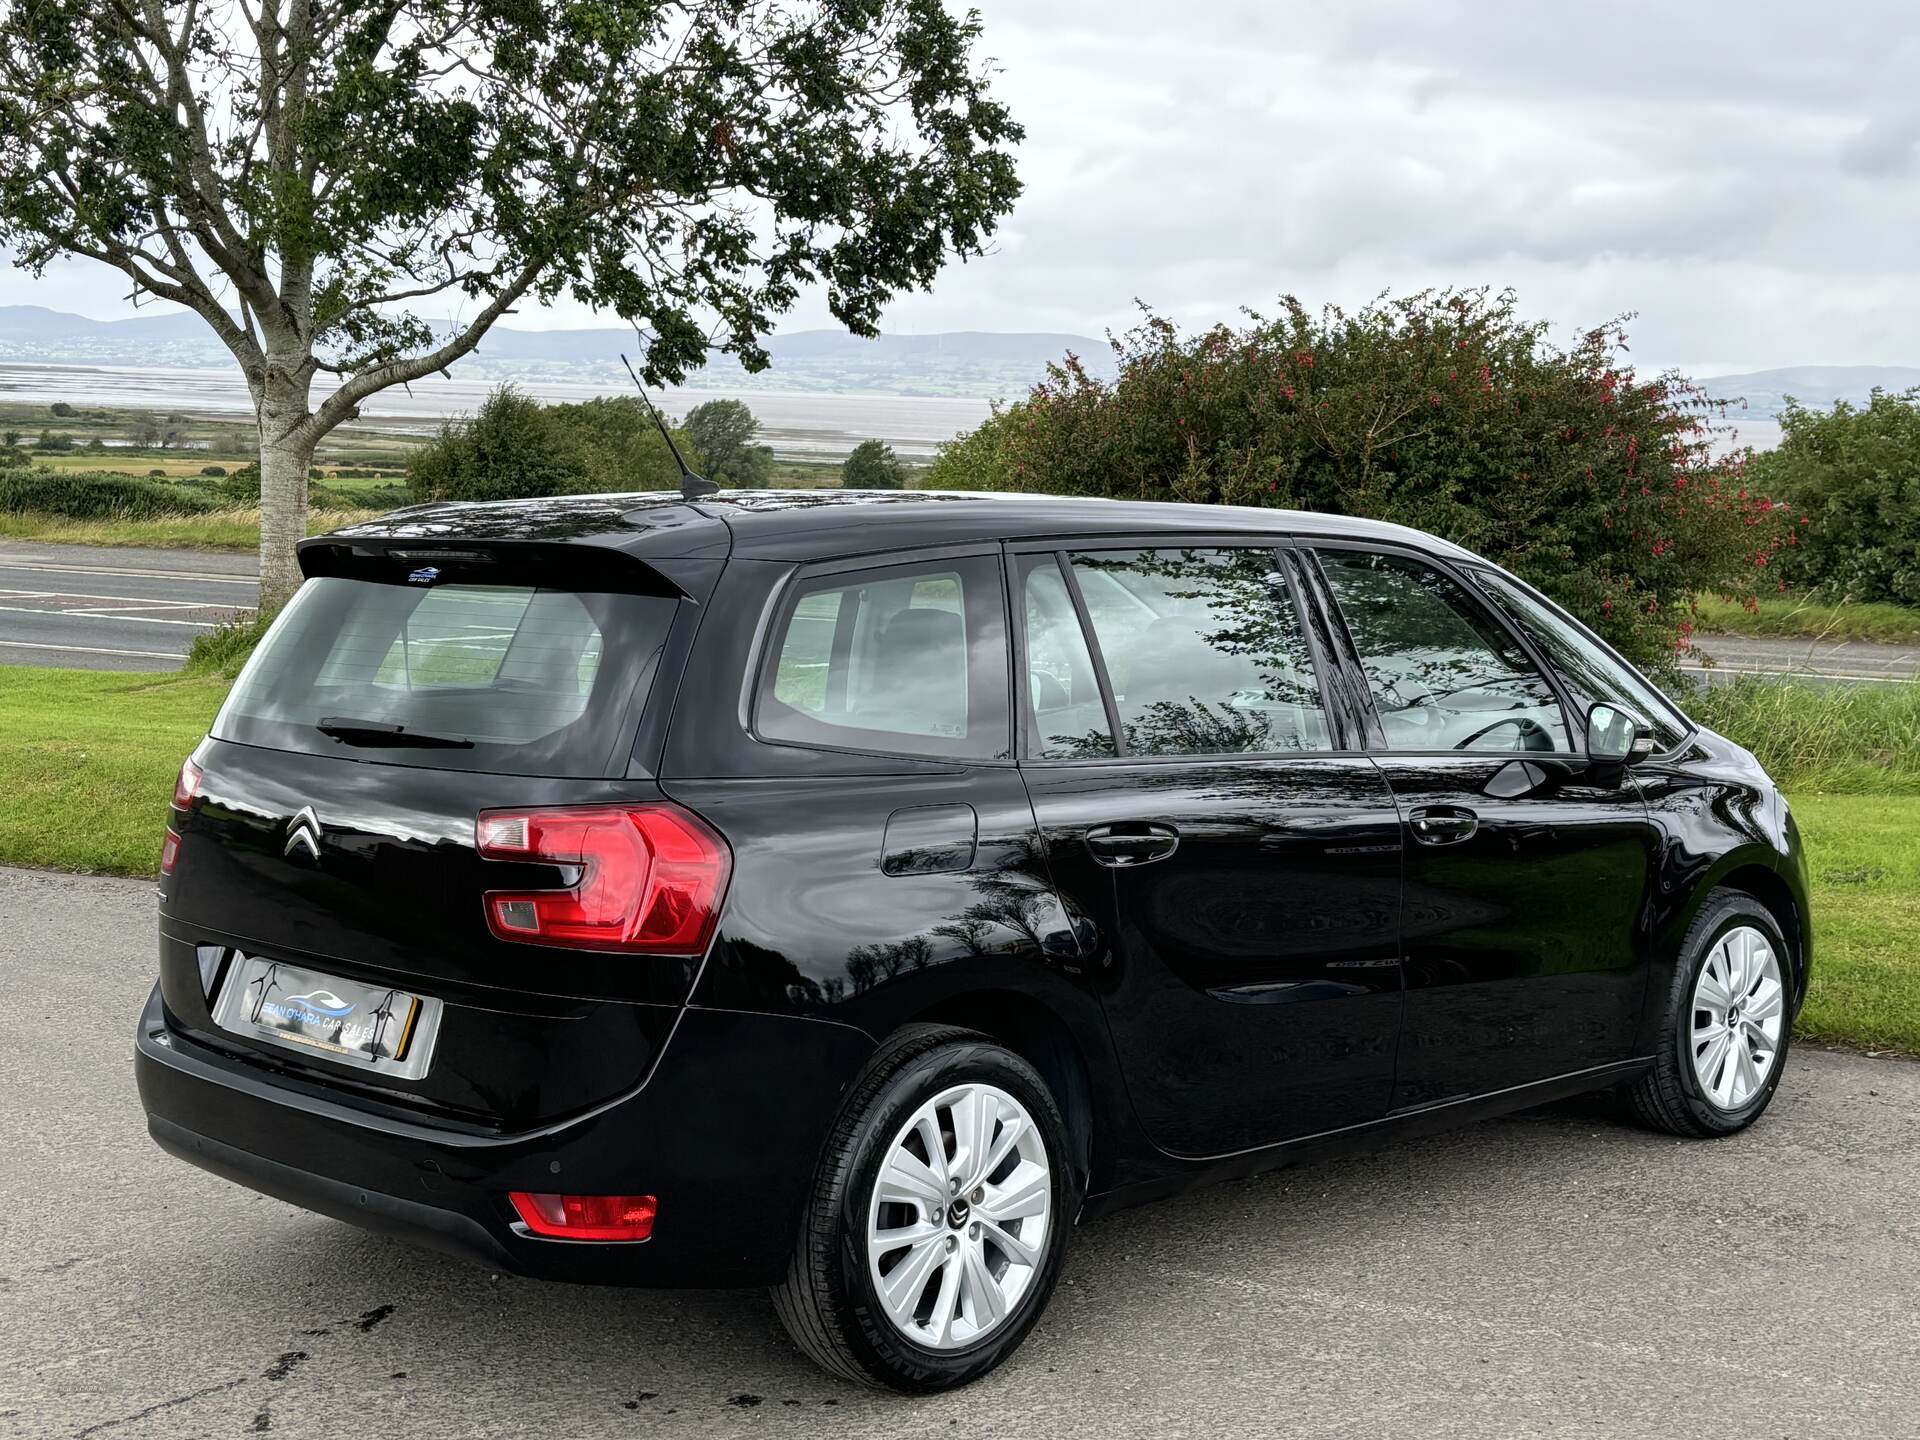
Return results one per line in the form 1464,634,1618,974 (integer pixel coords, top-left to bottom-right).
4,865,1918,1438
1686,633,1919,688
0,543,256,672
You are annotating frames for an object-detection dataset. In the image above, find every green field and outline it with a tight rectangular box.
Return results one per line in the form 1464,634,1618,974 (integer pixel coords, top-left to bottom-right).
0,662,1913,1055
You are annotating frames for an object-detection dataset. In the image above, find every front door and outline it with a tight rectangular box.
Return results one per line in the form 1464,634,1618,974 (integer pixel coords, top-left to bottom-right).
1013,544,1404,1157
1310,545,1658,1108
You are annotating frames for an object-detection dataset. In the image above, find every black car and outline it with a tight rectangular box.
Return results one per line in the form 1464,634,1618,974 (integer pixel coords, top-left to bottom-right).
137,489,1810,1391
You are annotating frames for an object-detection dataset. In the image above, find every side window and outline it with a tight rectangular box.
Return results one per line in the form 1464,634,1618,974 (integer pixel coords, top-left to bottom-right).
1472,569,1690,750
1018,554,1116,759
1068,547,1330,757
758,554,1010,760
1316,549,1571,753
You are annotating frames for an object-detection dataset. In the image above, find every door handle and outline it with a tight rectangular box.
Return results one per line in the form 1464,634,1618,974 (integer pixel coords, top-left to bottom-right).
1084,822,1181,868
1409,805,1479,846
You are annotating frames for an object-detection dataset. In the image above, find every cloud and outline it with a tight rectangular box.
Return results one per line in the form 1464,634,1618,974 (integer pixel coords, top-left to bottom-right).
6,0,1916,374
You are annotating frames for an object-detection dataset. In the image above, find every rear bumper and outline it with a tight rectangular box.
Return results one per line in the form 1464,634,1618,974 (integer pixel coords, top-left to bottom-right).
134,984,875,1286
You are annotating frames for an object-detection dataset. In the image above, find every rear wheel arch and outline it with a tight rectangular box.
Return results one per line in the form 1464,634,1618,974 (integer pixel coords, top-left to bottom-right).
908,991,1097,1199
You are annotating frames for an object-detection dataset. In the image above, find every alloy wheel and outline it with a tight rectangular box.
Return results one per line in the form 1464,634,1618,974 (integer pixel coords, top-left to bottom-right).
1688,925,1786,1111
865,1082,1052,1351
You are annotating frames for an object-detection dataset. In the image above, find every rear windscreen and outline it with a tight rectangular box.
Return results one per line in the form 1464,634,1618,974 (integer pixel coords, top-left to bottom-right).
212,577,678,775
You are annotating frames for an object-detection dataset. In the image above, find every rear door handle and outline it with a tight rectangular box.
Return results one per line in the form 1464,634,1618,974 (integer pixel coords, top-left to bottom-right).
1084,822,1181,868
1409,805,1479,845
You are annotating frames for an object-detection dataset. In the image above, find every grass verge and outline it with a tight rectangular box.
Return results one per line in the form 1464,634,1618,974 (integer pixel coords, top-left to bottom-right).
1694,593,1920,644
0,665,1913,1052
0,506,377,551
1686,676,1920,793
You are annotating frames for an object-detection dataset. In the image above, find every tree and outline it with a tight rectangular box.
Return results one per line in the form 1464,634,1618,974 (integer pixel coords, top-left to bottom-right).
684,399,773,487
48,401,75,417
1750,388,1920,604
0,3,1021,605
928,289,1799,675
407,385,691,501
842,438,906,489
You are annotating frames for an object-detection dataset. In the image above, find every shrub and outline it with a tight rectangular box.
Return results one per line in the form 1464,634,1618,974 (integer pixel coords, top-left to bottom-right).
684,398,773,487
406,386,690,501
0,468,210,518
216,463,261,504
1748,388,1920,605
842,438,906,489
35,429,75,452
200,464,228,477
0,446,28,469
185,610,274,679
49,400,76,417
926,289,1798,675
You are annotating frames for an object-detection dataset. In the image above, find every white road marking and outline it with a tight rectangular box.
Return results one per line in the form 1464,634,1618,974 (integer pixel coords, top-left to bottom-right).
1680,664,1909,685
0,585,244,607
0,602,222,629
0,638,188,660
0,559,256,586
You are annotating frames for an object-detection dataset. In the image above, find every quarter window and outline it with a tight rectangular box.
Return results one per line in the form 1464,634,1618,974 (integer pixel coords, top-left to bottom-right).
1067,548,1330,757
758,555,1010,760
1316,549,1570,752
1019,555,1117,759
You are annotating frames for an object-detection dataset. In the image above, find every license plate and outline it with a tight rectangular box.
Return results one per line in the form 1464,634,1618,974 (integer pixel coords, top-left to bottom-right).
210,956,443,1080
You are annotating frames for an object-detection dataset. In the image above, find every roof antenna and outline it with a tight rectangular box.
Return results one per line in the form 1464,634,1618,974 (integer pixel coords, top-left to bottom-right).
621,352,718,499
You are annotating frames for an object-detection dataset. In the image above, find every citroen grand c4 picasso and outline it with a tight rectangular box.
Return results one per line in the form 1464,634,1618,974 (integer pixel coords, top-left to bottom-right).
138,488,1810,1390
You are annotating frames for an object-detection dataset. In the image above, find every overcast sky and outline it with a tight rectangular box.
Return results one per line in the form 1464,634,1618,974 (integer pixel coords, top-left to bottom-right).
6,0,1916,376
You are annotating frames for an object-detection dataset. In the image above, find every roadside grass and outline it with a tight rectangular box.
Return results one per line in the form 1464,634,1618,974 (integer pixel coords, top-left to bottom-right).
0,663,1913,1051
1788,794,1920,1055
1686,676,1920,793
0,505,377,550
1694,593,1920,645
0,667,228,874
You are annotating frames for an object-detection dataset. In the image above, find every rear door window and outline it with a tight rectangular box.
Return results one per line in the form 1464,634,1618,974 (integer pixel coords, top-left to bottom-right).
1316,549,1569,752
1065,547,1331,757
213,577,676,775
758,554,1011,760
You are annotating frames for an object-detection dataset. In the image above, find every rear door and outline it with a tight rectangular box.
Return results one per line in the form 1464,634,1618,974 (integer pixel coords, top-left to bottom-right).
1013,540,1405,1158
1307,544,1659,1107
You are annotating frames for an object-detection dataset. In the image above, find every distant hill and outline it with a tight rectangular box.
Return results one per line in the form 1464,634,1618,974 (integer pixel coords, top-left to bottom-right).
0,305,1108,400
1698,366,1920,418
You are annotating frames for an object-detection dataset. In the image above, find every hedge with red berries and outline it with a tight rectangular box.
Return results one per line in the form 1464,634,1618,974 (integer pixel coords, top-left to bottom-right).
929,288,1797,677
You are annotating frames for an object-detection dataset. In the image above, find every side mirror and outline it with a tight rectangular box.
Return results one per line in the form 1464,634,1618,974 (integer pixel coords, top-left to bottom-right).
1586,702,1655,766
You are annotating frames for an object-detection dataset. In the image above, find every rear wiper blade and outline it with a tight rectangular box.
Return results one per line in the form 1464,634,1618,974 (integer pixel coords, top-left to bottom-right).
315,716,475,749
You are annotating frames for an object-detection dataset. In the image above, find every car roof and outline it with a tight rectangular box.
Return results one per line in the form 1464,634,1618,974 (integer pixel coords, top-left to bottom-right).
321,488,1478,565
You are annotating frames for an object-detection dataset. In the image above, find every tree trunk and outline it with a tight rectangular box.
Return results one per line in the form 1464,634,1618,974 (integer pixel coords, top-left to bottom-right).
255,356,315,612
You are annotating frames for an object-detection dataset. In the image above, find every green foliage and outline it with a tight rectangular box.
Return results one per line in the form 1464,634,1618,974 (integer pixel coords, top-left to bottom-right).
48,401,74,417
35,429,74,452
928,289,1797,674
185,610,274,680
1749,388,1920,604
199,465,227,477
684,399,774,487
842,438,906,489
1689,678,1920,794
0,446,28,469
216,463,261,505
406,386,689,502
0,468,209,519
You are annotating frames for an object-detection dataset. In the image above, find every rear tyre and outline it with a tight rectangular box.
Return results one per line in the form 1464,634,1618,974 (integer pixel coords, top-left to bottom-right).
1628,890,1794,1138
771,1025,1074,1391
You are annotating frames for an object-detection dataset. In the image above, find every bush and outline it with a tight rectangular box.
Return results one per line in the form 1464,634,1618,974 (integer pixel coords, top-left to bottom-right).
926,289,1798,675
216,463,261,504
185,610,274,679
200,464,228,477
406,385,691,502
146,468,167,477
49,401,76,417
684,398,773,487
1748,388,1920,605
0,468,210,519
0,446,28,469
842,438,906,489
35,429,75,452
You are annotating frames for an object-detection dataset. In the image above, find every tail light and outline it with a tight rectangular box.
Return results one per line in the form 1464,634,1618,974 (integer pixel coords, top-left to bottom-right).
161,755,202,874
475,804,731,955
509,1191,656,1242
172,755,202,811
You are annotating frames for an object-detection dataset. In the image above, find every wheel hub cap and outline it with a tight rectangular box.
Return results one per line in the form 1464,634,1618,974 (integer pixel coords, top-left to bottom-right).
1688,925,1785,1112
865,1081,1051,1351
